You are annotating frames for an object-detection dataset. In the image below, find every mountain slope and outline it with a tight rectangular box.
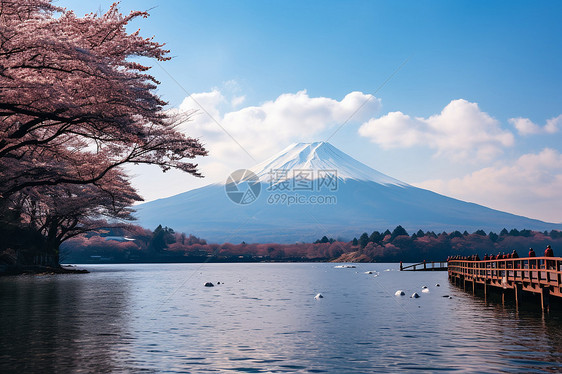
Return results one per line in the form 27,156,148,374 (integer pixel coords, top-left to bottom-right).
250,142,408,186
135,142,561,243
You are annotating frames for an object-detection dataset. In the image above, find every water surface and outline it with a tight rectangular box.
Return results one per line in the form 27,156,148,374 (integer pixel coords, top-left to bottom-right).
1,263,561,372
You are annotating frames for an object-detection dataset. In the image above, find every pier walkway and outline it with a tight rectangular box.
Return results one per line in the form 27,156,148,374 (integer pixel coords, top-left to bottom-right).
400,261,448,271
448,256,562,310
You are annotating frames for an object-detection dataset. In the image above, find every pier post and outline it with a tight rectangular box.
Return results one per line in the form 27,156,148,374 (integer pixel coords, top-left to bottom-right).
483,281,487,301
541,287,550,312
514,283,522,306
472,279,475,296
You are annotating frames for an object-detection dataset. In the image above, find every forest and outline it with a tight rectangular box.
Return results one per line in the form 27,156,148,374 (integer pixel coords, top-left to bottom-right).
61,224,562,264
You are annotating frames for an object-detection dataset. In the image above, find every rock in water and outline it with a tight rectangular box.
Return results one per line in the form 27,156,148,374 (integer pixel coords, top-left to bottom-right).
314,293,324,299
435,283,440,287
204,282,214,287
411,292,420,298
422,288,430,293
395,290,405,296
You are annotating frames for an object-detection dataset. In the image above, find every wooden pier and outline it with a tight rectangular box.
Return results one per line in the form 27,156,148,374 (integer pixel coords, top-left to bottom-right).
400,261,448,271
448,256,562,310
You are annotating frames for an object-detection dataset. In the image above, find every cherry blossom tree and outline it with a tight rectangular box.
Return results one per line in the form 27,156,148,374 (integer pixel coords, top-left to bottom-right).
0,0,206,196
7,168,141,265
0,1,207,267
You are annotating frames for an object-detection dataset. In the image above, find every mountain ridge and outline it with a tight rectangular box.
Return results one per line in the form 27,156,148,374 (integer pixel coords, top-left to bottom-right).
249,141,408,186
135,142,561,243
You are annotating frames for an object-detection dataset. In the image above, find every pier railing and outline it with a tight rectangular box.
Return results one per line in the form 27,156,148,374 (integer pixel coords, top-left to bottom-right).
401,261,448,271
448,256,562,309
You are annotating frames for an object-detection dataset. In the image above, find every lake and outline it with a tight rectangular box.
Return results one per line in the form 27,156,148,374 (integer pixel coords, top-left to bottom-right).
1,263,562,373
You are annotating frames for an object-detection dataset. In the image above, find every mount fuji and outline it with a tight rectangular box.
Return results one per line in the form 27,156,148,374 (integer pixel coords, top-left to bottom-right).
135,142,560,243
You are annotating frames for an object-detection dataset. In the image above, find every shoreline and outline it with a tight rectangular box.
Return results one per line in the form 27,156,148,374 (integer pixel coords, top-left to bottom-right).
0,264,89,277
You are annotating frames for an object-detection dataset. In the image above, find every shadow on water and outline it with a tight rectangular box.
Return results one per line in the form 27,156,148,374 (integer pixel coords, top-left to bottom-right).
446,284,562,373
0,274,130,373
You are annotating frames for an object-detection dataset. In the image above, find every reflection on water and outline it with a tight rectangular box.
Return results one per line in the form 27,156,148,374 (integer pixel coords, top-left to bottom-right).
0,273,130,372
1,263,562,373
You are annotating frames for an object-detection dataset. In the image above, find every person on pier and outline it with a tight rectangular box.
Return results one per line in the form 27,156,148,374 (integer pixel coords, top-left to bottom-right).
528,247,537,269
545,245,554,270
512,249,519,258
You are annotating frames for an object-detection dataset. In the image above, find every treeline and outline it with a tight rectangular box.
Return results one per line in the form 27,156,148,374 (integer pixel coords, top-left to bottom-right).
341,226,562,262
61,224,349,263
61,224,562,264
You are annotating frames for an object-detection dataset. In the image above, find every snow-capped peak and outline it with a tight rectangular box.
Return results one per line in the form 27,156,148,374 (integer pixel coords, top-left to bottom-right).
249,141,409,187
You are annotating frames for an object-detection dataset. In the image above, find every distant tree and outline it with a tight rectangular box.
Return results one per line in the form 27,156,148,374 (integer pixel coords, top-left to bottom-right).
369,231,382,243
314,236,335,244
149,225,176,252
390,225,409,241
550,230,562,239
519,229,532,237
449,230,463,239
489,231,499,242
383,229,392,237
474,229,487,236
352,237,358,246
426,231,437,238
463,230,469,236
359,232,370,248
509,229,520,236
416,229,425,237
500,228,509,236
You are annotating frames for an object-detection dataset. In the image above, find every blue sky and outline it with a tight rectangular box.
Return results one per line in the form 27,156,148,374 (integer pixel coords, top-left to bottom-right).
58,0,562,223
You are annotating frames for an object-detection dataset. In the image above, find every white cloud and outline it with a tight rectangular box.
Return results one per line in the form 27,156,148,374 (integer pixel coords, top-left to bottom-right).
231,95,246,108
178,89,382,167
509,115,561,135
415,148,562,223
358,99,514,161
179,89,225,123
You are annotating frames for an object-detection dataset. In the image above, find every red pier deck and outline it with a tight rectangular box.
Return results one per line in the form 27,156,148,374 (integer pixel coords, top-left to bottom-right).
448,256,562,310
